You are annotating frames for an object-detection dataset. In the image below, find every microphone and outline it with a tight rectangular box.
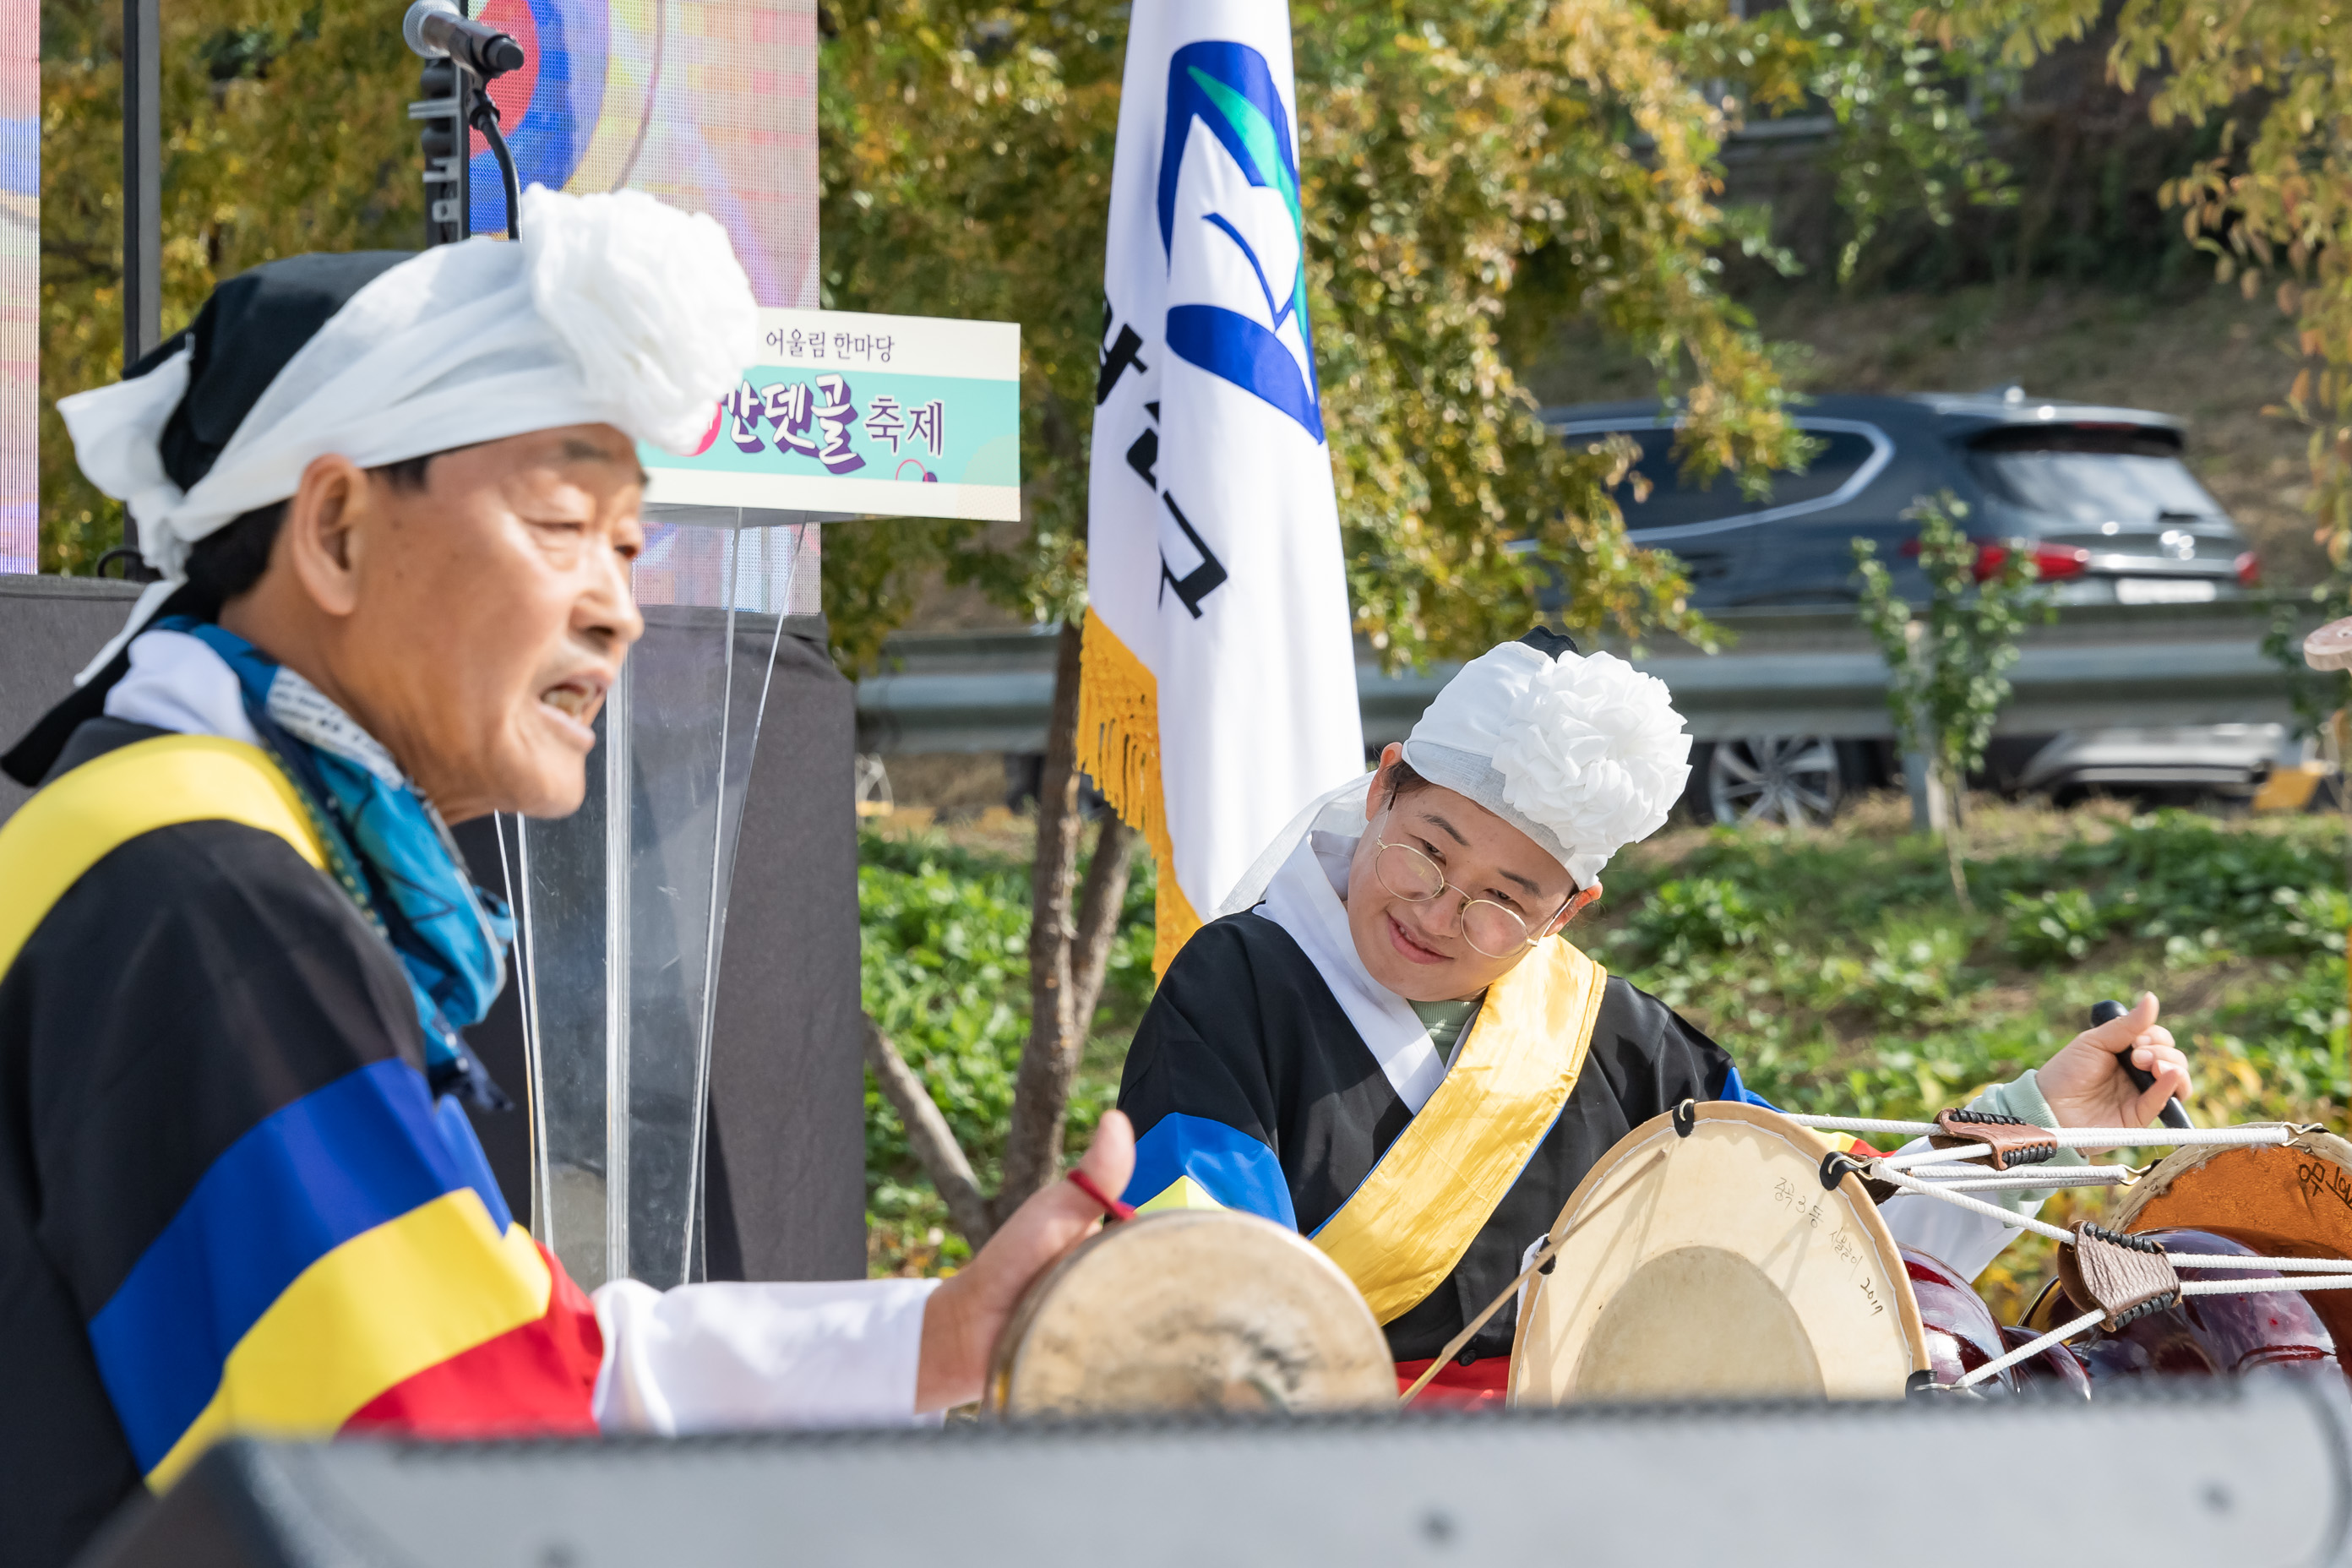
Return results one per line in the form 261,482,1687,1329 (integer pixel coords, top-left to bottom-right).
403,0,525,78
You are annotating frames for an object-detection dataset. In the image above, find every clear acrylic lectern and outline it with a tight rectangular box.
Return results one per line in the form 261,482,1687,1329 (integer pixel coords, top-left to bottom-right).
501,509,817,1290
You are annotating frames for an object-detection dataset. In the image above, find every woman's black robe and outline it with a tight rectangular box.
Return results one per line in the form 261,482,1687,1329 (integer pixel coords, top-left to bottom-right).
1115,910,1751,1364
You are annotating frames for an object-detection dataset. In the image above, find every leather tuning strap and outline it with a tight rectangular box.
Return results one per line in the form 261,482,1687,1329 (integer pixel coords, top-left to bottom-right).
1930,1108,2058,1172
2056,1222,2181,1331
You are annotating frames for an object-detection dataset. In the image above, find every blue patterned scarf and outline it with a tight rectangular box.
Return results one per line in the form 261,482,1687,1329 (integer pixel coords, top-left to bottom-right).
162,618,514,1108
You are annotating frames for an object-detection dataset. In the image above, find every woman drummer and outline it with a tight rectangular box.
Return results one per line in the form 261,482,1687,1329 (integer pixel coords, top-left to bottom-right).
1114,629,2191,1407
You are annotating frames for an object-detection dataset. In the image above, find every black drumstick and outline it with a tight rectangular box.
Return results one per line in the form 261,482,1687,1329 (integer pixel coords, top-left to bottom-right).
2090,998,2192,1130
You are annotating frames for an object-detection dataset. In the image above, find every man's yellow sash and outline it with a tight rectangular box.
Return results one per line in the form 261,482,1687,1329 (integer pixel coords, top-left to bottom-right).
1310,939,1607,1323
0,734,325,975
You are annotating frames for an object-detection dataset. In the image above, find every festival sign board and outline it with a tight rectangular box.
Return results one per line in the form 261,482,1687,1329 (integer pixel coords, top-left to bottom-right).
640,306,1022,522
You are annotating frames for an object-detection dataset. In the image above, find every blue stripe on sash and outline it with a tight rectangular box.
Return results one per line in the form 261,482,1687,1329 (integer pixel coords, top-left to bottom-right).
1122,1113,1298,1230
1719,1064,1778,1110
88,1057,493,1469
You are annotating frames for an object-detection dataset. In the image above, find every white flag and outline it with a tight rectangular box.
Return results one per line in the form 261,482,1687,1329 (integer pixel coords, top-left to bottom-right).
1081,3,1365,972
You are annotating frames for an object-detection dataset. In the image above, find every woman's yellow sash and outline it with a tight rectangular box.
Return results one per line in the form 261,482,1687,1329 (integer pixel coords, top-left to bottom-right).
1309,939,1607,1323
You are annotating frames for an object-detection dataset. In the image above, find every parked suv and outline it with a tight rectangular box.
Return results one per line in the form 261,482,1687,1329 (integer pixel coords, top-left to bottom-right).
1544,389,2278,823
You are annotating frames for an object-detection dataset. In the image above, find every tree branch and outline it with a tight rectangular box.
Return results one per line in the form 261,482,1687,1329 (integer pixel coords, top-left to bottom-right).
996,619,1087,1217
861,1011,995,1249
1068,817,1138,1046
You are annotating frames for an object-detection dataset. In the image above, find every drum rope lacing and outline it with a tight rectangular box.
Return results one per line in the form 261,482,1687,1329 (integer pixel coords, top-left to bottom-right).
1789,1114,2311,1148
1903,1166,2137,1192
1804,1117,2352,1391
1953,1277,2352,1391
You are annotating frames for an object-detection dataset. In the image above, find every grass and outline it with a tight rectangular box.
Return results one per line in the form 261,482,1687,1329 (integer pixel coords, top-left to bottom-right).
859,793,2352,1326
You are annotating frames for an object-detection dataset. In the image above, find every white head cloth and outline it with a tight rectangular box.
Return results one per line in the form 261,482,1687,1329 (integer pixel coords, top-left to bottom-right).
1216,638,1691,916
1403,640,1691,885
57,183,760,682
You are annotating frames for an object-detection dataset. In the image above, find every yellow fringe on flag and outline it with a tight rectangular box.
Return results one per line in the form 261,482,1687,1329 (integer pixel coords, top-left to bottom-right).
1076,608,1203,976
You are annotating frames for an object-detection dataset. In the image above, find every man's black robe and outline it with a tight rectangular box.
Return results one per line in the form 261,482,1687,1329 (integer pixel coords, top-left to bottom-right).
1117,911,1743,1364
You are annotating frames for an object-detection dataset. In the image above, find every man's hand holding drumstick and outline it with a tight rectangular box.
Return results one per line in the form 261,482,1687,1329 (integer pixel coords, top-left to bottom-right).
914,1110,1136,1413
2036,992,2192,1129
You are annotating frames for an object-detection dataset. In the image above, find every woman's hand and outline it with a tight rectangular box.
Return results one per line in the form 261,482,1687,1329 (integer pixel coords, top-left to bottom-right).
913,1110,1135,1413
2034,992,2191,1130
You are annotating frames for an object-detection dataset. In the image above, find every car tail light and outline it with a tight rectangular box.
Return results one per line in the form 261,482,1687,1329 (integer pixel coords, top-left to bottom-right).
2022,542,2090,582
1900,536,2089,582
2235,550,2262,587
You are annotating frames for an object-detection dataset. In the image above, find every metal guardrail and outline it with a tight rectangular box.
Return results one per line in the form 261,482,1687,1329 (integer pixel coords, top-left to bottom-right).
854,599,2316,755
0,573,2306,762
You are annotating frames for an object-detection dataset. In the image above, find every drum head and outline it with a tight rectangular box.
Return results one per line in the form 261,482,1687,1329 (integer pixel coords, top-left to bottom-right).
2111,1130,2352,1253
1511,1102,1928,1403
983,1209,1396,1418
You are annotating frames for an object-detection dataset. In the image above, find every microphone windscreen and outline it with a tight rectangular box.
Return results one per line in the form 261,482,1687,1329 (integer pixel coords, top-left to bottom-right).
402,0,459,58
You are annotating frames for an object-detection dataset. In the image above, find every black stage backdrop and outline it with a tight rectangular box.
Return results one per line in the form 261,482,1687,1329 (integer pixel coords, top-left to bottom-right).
1,576,865,1283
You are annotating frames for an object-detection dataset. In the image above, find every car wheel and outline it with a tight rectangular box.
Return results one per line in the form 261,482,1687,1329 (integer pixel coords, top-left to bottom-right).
1705,735,1845,827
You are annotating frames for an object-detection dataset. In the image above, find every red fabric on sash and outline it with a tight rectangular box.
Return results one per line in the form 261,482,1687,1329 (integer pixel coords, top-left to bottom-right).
341,1243,604,1439
1395,1355,1512,1411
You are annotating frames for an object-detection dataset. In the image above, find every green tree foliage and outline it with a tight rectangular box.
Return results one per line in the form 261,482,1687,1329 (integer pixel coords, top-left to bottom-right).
1853,494,2046,906
814,0,1852,671
1925,0,2352,575
40,0,422,570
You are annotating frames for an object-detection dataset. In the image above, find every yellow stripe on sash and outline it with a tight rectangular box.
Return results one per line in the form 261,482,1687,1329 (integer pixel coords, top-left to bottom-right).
1135,1175,1228,1215
0,734,326,975
1312,940,1608,1323
148,1190,553,1489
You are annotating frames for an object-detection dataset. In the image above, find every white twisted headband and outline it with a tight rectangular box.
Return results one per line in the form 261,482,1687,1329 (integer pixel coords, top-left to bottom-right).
57,184,760,681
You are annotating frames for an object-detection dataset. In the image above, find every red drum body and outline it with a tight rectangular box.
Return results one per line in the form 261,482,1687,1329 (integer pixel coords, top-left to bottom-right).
2103,1132,2352,1381
1907,1250,2020,1395
2039,1229,2341,1386
1997,1326,2093,1399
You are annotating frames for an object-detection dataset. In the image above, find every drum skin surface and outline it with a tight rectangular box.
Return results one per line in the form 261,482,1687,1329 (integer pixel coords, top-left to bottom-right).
1511,1103,1929,1404
983,1209,1396,1418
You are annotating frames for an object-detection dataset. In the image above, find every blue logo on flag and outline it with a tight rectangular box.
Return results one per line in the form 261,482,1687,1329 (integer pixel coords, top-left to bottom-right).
1156,41,1323,444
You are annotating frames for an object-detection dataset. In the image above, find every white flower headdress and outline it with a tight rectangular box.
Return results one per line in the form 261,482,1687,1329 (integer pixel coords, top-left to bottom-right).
1402,638,1691,885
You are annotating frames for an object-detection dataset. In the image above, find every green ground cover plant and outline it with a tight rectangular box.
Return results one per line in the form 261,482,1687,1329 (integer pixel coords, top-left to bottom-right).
861,798,2350,1322
859,824,1157,1274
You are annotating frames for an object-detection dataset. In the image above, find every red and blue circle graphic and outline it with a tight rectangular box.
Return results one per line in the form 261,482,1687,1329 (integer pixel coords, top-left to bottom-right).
467,0,607,232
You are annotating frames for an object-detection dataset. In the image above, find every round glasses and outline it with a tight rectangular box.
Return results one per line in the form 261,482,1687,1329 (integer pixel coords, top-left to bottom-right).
1371,833,1571,958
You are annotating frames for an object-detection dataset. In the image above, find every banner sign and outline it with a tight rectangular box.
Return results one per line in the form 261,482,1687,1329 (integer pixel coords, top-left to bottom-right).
1079,1,1364,969
641,307,1021,522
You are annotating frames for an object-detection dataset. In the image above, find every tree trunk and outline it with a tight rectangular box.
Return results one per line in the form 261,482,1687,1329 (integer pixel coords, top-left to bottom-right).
995,620,1089,1220
861,1012,995,1247
1070,818,1139,1040
861,624,1141,1247
1939,761,1974,912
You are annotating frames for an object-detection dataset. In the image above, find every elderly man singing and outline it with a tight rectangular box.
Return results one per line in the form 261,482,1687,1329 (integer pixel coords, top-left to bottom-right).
0,188,1131,1567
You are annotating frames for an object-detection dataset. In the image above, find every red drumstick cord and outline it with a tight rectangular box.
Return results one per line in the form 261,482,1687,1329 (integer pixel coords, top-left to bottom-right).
1066,1168,1136,1222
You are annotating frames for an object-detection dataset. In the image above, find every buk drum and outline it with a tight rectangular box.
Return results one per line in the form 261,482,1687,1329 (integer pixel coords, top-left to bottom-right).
2022,1131,2352,1384
983,1208,1397,1418
1511,1103,1933,1403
